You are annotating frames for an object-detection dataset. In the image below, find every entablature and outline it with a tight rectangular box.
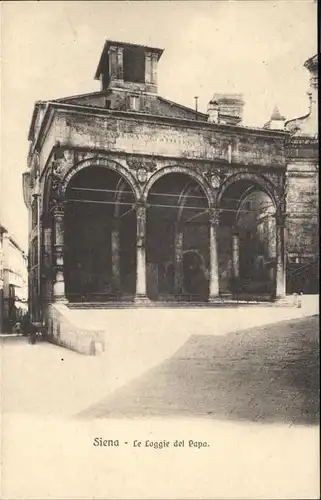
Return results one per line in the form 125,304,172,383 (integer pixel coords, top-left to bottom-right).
34,102,287,178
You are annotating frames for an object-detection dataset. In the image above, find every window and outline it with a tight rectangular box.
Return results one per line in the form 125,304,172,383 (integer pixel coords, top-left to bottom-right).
123,46,145,83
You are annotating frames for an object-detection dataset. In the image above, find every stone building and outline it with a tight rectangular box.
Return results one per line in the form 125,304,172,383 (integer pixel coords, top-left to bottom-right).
22,41,318,352
284,54,319,293
0,223,28,333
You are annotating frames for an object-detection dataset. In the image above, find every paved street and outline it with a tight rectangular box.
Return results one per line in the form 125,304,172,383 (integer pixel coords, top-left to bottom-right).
1,302,319,499
80,315,319,424
1,297,319,418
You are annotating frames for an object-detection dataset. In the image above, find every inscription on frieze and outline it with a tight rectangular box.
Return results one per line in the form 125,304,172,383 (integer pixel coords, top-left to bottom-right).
116,127,227,160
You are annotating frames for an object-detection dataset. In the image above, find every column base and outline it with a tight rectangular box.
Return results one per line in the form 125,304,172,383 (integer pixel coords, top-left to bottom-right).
53,295,68,304
133,293,151,305
274,295,296,307
208,295,222,304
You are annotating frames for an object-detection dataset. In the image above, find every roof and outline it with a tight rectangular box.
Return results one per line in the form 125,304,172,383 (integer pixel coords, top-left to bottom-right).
28,101,47,141
48,91,208,120
95,40,164,80
211,93,244,104
304,54,318,72
157,96,208,120
0,223,27,254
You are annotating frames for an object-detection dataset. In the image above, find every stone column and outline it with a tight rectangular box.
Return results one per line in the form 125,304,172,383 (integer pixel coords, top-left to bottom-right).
174,222,184,295
232,231,240,278
275,213,287,298
111,218,121,295
108,46,124,82
208,209,220,301
116,47,124,81
134,201,149,303
52,204,66,302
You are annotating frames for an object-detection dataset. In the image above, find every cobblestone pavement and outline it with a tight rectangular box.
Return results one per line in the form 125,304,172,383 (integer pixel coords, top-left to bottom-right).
80,315,319,425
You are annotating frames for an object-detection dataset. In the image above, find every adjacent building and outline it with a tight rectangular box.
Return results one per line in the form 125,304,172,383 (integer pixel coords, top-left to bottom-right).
22,40,318,352
0,223,28,333
285,54,319,293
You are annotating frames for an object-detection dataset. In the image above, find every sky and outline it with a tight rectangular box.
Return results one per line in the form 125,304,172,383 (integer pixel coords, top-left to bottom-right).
0,0,317,251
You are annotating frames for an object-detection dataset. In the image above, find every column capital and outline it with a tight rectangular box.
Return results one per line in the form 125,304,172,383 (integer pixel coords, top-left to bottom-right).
51,201,64,218
134,200,148,215
232,225,239,237
108,45,119,54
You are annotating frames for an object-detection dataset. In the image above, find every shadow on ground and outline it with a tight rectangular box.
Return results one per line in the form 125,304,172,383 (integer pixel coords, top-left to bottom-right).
78,315,319,425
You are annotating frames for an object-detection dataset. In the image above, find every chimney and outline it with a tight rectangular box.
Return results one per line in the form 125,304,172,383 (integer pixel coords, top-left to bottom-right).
209,93,244,125
207,100,219,123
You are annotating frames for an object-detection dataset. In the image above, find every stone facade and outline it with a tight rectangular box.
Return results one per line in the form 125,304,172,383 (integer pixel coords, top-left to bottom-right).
285,54,319,293
22,40,318,350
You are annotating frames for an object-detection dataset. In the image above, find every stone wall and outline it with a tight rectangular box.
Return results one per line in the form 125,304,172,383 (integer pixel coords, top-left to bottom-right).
48,303,105,355
285,137,318,293
286,139,318,260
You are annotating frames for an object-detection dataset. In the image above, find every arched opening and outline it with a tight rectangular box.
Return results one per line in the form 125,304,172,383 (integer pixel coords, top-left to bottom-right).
146,172,209,301
182,250,208,298
64,166,136,302
218,179,276,298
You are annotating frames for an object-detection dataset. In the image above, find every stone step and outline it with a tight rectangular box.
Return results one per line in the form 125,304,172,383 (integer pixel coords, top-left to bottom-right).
49,295,310,355
67,300,273,309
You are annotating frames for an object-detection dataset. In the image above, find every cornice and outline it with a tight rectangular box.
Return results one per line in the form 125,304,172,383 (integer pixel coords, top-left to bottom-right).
45,100,289,139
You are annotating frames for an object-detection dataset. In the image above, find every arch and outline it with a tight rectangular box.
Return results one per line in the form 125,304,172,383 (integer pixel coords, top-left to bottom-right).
63,161,138,302
217,172,279,210
235,185,275,223
183,249,206,269
142,166,214,207
61,157,141,201
237,185,258,210
177,181,204,222
114,178,130,218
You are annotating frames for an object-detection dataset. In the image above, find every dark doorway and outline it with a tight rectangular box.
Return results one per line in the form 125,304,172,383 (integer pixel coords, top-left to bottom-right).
183,250,208,301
